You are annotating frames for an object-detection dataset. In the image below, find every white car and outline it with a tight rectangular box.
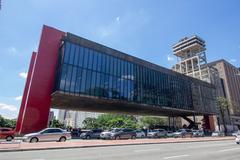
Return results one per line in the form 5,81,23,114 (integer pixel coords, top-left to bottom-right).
135,130,145,138
235,135,240,144
23,128,71,143
232,131,240,137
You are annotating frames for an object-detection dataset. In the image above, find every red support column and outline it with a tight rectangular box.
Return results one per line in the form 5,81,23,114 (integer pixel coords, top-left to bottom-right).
15,52,36,133
15,25,65,134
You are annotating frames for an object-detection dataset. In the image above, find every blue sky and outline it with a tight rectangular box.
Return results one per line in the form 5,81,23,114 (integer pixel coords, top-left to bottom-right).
0,0,239,119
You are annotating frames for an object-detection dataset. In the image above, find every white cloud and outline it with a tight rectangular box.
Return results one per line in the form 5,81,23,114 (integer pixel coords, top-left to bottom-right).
96,10,150,39
15,96,22,101
19,72,28,79
116,16,120,22
0,103,17,112
167,55,175,62
7,47,18,55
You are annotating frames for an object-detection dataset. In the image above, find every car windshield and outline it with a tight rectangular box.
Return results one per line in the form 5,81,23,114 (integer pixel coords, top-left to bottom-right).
177,129,185,132
110,129,120,133
150,130,158,132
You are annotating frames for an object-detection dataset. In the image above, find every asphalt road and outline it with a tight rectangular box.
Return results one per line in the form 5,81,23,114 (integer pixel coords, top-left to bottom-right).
0,140,240,160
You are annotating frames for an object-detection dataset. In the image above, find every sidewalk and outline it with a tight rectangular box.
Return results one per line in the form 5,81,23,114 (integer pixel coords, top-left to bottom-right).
0,137,234,152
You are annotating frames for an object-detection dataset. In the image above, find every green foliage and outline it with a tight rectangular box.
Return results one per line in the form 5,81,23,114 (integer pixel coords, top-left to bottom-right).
82,114,138,129
82,117,98,129
49,119,65,128
139,116,167,129
0,115,16,128
216,97,231,134
217,97,231,112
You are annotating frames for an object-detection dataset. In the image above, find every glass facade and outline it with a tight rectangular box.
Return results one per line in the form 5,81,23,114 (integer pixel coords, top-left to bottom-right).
55,39,197,111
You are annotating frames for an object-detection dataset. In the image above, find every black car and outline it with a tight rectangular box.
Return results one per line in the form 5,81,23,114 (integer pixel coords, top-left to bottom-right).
80,129,103,139
110,128,136,140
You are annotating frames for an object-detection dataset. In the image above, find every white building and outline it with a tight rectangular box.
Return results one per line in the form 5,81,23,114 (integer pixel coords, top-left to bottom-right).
58,110,102,128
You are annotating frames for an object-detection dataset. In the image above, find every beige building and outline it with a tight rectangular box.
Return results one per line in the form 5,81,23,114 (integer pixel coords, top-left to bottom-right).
208,59,240,130
58,110,102,128
172,35,218,131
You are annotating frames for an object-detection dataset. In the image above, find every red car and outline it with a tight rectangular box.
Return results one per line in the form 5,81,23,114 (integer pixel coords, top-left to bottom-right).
0,128,15,141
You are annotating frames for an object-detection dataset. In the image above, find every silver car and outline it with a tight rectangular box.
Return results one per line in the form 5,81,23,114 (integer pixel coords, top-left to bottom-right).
147,129,167,138
23,128,71,143
100,128,121,139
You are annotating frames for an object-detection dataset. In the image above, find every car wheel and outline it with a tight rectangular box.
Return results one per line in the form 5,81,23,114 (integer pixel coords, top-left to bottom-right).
86,135,90,139
30,137,38,143
59,136,66,142
236,142,240,144
131,135,136,139
6,136,13,141
141,135,145,138
115,136,120,140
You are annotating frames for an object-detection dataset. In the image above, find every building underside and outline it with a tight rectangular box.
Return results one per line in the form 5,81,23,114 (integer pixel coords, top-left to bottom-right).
51,91,213,117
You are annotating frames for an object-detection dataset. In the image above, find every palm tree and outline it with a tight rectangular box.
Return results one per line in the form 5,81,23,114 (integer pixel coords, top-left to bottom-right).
217,97,231,135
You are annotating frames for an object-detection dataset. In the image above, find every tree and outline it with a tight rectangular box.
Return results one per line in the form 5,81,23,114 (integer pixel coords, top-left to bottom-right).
217,97,231,135
82,114,138,129
83,117,98,129
0,115,16,128
139,116,167,129
49,119,65,128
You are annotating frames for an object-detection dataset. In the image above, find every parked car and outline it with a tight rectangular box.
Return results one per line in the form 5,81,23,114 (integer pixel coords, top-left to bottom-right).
166,131,174,137
0,128,15,141
100,128,120,139
110,128,136,140
231,130,240,137
147,129,167,138
135,130,145,138
211,131,224,137
235,135,240,144
173,129,193,138
80,129,103,139
22,128,71,143
71,128,81,137
192,130,204,137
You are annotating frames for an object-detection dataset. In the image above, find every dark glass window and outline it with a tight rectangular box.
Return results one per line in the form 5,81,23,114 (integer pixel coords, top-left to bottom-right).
93,51,98,71
85,70,92,94
88,49,93,69
106,55,110,74
63,42,71,63
75,68,82,94
91,71,96,95
97,52,102,72
56,40,207,112
73,45,79,66
59,64,67,90
64,65,73,92
95,72,101,96
80,69,87,93
70,66,77,92
78,46,84,67
69,44,75,65
83,48,89,68
101,54,106,73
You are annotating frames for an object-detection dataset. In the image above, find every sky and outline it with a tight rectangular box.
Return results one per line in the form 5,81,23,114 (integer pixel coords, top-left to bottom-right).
0,0,239,119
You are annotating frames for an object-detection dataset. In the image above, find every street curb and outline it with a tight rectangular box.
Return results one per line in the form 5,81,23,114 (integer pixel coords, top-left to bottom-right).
0,138,234,153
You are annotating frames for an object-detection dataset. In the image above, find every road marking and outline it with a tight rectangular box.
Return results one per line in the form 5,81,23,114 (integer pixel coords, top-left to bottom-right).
163,154,189,159
134,148,160,152
217,147,240,152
